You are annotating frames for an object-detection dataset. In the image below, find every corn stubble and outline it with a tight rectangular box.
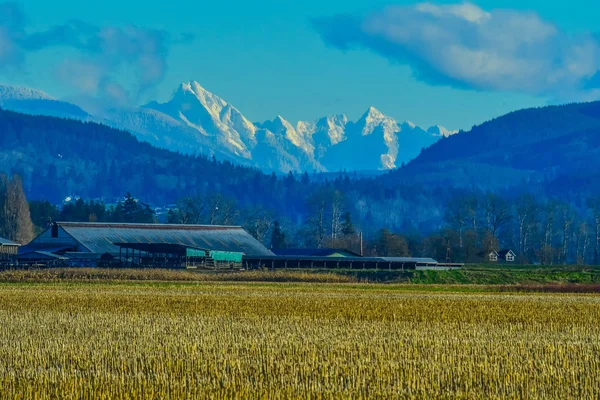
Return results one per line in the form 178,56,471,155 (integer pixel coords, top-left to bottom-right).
0,284,599,398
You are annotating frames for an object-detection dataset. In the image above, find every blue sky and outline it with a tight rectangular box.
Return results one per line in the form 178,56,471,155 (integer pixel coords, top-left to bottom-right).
2,0,600,129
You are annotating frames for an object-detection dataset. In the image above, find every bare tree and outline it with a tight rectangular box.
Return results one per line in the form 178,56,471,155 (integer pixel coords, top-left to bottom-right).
484,193,511,246
244,208,274,244
576,222,591,265
464,194,479,233
445,197,467,248
557,203,575,265
541,201,557,265
330,190,345,240
307,189,328,248
515,194,541,258
176,196,206,224
586,197,600,265
0,174,34,244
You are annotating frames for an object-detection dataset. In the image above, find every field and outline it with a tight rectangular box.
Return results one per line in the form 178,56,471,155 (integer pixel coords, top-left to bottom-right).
1,275,599,398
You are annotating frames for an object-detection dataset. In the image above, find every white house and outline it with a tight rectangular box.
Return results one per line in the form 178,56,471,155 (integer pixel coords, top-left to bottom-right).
488,249,516,263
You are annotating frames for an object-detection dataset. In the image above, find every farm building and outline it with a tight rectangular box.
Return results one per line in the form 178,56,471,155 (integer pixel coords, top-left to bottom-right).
0,237,19,261
243,254,447,270
16,222,459,271
18,222,273,267
273,248,362,258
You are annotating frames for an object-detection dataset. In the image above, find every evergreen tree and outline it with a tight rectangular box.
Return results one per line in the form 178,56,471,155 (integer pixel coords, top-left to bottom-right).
271,221,286,249
341,212,356,236
121,193,155,223
301,171,310,185
29,200,59,229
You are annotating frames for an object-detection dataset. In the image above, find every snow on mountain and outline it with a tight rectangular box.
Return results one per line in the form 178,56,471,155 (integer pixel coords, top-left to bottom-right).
427,125,459,138
258,116,315,157
101,107,241,162
314,114,348,145
311,114,348,159
0,82,457,173
0,85,89,120
143,82,256,158
0,85,53,101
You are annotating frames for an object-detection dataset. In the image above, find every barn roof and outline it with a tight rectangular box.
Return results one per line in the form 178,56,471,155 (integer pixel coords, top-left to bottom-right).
56,222,273,256
0,237,18,246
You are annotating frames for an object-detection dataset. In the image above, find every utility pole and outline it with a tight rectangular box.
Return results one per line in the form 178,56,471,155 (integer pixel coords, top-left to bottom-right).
360,231,364,257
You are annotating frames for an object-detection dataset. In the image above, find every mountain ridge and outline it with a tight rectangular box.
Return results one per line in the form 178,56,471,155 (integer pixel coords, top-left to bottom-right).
0,81,457,173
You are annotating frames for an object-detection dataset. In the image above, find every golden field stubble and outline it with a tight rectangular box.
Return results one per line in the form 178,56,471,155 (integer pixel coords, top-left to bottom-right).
0,283,598,399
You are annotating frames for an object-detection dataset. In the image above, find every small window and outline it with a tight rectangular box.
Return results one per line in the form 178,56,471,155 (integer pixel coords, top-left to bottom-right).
507,255,514,262
490,254,498,262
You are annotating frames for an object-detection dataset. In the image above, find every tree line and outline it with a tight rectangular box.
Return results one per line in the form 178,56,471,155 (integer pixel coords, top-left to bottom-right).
13,169,600,265
439,192,600,265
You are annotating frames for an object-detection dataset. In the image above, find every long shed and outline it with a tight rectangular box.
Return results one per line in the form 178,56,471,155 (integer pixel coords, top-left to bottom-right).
20,222,274,259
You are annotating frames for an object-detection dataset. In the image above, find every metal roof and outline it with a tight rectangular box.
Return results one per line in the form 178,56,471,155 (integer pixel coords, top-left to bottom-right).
18,251,68,260
244,255,439,264
57,222,273,256
0,237,19,246
18,245,74,255
273,248,363,257
379,257,438,264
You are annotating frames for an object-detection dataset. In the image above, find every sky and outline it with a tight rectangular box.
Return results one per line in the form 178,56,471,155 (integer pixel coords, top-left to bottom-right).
2,0,600,129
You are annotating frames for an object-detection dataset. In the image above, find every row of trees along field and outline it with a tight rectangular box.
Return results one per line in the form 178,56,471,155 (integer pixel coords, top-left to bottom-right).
14,169,600,265
442,192,600,265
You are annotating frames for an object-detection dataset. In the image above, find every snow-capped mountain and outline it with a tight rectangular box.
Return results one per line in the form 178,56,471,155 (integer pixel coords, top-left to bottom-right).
140,82,323,171
0,82,457,173
143,81,257,159
0,85,90,120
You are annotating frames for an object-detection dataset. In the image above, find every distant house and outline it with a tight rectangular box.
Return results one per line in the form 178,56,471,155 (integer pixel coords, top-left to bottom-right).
488,249,516,263
272,248,362,258
0,237,19,260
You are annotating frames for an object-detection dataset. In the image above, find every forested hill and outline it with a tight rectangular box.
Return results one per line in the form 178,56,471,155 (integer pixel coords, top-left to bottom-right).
0,109,313,213
383,101,600,197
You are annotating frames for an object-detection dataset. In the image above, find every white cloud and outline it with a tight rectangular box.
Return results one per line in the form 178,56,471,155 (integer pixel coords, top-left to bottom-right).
0,2,193,105
314,2,600,98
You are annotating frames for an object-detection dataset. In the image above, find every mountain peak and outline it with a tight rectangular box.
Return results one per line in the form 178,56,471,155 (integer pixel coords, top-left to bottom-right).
363,106,385,120
275,114,289,123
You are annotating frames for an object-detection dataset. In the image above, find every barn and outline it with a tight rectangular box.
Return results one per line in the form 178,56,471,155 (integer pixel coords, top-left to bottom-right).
18,222,274,267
